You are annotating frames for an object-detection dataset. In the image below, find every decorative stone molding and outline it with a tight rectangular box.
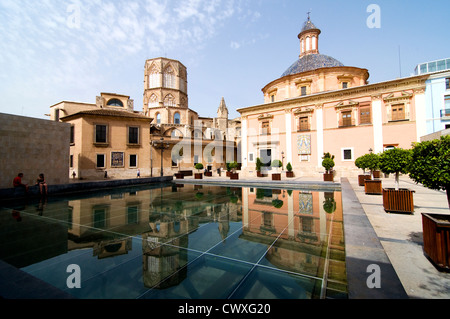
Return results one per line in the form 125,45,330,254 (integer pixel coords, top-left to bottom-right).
293,107,314,115
334,101,359,110
258,114,274,121
383,91,413,103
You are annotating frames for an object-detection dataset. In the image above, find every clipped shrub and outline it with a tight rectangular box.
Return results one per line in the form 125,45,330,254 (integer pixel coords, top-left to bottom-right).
286,162,293,172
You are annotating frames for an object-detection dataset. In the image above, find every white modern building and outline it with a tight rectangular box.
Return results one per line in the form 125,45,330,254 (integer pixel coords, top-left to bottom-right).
416,58,450,135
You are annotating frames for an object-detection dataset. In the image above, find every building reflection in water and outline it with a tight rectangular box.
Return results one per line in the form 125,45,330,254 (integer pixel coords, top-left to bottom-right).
0,183,345,298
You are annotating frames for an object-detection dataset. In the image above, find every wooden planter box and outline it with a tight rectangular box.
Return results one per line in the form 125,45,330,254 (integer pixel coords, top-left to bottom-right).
257,171,266,177
364,179,382,195
194,173,203,179
272,173,281,181
204,171,212,177
174,173,184,179
230,172,239,180
286,171,294,178
323,172,334,182
382,188,415,214
422,213,450,271
358,174,371,186
373,170,381,179
226,171,231,177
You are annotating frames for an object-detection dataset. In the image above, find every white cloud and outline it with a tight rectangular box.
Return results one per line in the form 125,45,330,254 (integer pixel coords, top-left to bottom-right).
0,0,260,118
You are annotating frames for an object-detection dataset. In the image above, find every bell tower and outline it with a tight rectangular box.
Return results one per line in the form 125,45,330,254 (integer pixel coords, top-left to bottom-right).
216,97,229,132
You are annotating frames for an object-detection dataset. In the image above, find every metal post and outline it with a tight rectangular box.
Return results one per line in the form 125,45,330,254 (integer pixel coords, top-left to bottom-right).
160,137,164,177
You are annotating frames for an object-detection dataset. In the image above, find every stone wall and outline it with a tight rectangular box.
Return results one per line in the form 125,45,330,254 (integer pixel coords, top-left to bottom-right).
0,113,70,189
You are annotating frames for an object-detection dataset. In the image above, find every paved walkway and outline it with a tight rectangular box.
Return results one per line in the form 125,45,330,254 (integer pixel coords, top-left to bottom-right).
347,175,450,299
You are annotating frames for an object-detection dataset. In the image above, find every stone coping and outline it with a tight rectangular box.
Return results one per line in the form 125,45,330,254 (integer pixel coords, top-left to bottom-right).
172,177,341,192
0,176,173,201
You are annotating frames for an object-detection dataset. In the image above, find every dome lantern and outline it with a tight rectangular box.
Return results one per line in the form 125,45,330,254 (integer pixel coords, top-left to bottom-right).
298,14,321,58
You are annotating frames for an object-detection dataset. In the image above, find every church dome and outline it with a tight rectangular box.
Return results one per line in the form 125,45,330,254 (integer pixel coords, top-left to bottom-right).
281,54,345,77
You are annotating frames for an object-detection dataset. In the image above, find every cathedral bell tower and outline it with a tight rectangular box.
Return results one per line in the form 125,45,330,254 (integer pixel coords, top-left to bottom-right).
216,97,229,132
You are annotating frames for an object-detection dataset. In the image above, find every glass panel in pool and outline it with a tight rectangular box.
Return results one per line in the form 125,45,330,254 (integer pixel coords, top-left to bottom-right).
0,183,347,299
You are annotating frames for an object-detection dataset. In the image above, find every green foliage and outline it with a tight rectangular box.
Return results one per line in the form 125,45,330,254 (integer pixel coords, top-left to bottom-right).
355,155,368,172
195,192,204,200
322,152,335,160
286,162,293,172
322,157,335,173
408,135,450,193
256,188,265,199
379,148,411,175
323,198,336,214
272,199,284,208
271,159,282,168
229,194,238,203
364,153,380,171
195,163,204,171
255,157,262,171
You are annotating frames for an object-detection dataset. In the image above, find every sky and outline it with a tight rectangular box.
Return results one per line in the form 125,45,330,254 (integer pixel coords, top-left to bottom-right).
0,0,449,120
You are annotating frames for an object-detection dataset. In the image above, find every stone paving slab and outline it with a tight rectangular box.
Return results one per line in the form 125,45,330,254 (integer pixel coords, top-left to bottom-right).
347,175,450,299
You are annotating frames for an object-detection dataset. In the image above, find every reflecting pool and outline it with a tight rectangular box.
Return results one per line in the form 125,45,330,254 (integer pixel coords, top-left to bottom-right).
0,182,347,299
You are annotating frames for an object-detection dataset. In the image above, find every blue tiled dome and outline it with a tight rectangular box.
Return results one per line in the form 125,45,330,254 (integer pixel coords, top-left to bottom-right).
281,54,344,77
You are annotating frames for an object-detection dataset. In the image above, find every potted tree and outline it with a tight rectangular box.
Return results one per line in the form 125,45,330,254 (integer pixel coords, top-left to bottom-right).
225,162,232,177
286,162,294,178
379,148,415,214
194,163,203,179
271,159,282,180
408,135,450,271
229,161,239,180
256,157,264,177
355,154,371,186
322,153,335,182
364,152,382,195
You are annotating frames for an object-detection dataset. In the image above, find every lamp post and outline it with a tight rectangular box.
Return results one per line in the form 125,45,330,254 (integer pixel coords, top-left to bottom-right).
152,137,170,177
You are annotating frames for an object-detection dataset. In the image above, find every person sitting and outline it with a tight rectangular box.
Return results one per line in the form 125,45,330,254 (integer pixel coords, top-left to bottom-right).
13,173,29,192
36,173,48,195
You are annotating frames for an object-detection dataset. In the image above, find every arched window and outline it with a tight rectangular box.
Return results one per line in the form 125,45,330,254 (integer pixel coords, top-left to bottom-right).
163,66,176,89
149,94,158,108
171,129,183,138
174,112,181,124
306,36,310,51
312,36,316,50
164,94,176,107
148,65,160,88
156,113,161,124
107,99,123,107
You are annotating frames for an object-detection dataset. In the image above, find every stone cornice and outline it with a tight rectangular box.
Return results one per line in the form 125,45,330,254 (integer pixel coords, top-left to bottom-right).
238,74,428,116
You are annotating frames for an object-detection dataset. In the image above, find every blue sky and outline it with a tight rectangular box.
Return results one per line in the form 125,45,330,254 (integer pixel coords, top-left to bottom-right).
0,0,449,120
